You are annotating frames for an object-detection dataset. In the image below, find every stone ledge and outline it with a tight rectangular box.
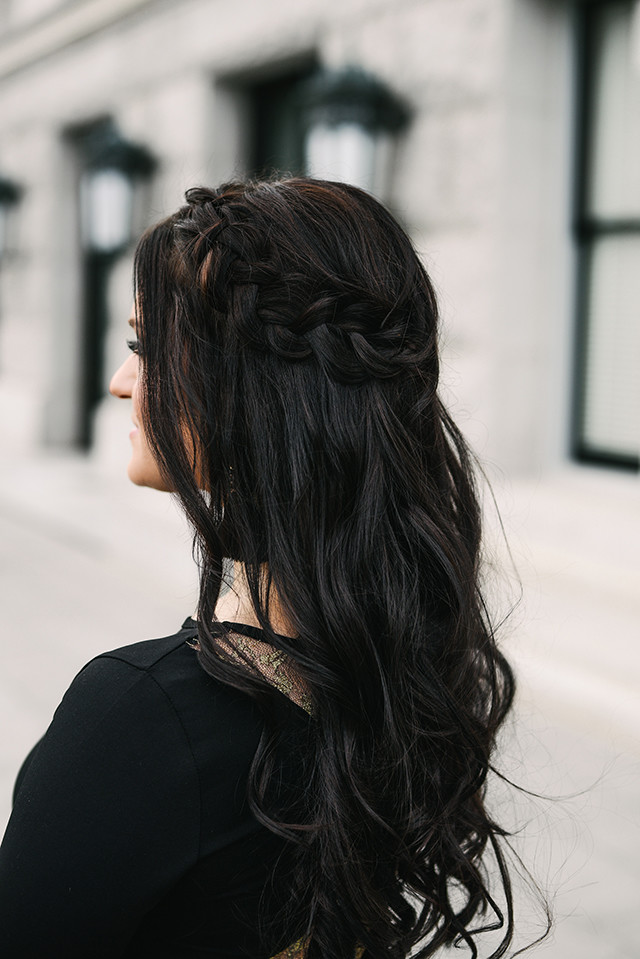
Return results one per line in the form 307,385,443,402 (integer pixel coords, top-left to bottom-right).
0,0,155,79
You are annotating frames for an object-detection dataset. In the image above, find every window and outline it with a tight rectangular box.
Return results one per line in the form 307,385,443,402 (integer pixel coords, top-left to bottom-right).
248,63,318,178
573,0,640,470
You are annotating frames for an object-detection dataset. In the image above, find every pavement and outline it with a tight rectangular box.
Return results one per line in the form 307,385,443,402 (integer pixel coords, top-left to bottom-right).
0,442,638,958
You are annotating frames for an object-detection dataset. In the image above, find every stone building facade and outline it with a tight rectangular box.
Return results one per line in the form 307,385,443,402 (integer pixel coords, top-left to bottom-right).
0,0,637,479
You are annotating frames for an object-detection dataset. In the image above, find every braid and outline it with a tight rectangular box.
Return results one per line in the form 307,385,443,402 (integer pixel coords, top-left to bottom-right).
176,184,439,388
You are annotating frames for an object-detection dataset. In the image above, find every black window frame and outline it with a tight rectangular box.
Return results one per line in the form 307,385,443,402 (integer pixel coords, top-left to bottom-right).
571,0,640,472
247,60,319,180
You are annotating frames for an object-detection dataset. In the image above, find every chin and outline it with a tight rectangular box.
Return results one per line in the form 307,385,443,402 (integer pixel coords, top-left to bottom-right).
127,458,171,491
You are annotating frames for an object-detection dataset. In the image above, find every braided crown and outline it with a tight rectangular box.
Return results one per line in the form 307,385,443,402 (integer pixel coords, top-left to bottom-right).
174,185,436,387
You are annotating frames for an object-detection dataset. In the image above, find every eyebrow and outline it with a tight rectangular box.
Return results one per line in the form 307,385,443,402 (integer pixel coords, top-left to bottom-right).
128,317,136,328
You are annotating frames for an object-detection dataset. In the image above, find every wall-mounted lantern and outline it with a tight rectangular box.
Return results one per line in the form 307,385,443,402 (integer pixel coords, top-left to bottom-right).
0,174,22,263
299,66,410,198
80,121,156,256
76,120,155,447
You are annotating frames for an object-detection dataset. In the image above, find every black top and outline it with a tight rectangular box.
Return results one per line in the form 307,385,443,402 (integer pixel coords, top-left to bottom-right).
0,619,309,958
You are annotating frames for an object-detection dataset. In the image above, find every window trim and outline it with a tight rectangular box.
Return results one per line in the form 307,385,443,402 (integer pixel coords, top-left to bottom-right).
571,0,640,471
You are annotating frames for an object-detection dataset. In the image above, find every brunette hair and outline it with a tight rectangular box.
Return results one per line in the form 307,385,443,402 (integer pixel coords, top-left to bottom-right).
134,178,517,958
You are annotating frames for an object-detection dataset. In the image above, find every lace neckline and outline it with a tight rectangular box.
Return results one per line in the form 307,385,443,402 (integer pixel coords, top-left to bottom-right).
185,618,313,715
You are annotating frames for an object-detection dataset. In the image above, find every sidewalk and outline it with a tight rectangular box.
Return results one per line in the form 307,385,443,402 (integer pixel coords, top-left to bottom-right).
0,446,638,957
485,467,639,958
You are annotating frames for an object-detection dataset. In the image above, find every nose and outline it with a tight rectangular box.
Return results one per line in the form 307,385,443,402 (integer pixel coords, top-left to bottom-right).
109,354,137,399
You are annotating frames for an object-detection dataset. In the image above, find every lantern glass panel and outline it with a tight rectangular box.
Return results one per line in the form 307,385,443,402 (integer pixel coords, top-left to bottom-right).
305,122,377,192
81,167,133,254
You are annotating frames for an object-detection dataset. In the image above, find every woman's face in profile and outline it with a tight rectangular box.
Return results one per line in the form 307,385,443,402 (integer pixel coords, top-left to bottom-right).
109,308,170,491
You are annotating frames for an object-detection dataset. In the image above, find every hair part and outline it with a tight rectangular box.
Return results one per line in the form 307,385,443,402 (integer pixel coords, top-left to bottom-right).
134,178,518,958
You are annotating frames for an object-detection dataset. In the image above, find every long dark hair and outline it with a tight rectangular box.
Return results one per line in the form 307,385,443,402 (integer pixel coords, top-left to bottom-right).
134,178,517,958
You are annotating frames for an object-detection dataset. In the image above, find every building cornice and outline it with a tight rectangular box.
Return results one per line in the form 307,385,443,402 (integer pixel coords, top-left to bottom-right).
0,0,156,80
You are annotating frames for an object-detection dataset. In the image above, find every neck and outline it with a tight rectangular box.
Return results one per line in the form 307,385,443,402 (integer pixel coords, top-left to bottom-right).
214,561,296,637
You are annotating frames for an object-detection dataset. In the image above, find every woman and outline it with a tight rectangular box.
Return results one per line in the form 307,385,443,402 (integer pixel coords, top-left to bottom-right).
0,178,516,958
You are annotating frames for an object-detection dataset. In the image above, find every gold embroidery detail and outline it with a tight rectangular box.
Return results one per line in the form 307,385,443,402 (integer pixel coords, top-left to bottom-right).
270,939,364,959
270,937,306,959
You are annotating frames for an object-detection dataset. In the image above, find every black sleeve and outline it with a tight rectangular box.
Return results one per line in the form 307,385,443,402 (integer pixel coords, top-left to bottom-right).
0,656,201,959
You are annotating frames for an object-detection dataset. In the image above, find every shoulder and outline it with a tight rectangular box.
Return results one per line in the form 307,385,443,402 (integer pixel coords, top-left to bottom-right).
99,617,198,666
56,620,202,732
16,619,266,838
65,619,266,784
62,619,264,754
67,617,210,713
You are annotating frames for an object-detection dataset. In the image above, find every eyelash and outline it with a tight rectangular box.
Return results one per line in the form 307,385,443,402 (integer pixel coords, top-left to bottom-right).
126,338,140,355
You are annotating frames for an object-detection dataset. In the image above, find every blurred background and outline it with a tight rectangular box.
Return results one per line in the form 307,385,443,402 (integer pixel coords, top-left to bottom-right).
0,0,637,955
